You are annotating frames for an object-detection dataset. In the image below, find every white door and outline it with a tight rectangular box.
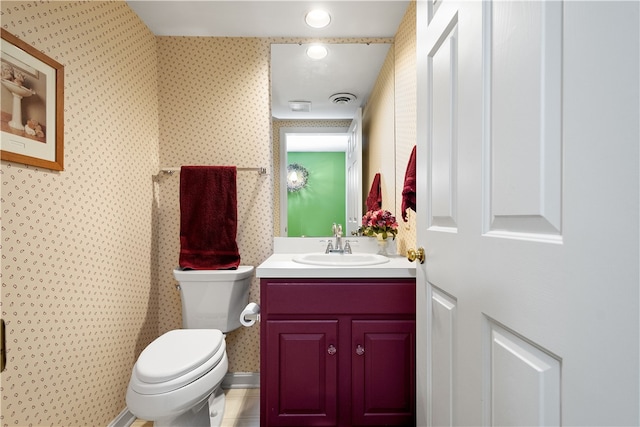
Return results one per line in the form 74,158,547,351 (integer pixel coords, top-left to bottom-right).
347,108,363,236
415,1,639,426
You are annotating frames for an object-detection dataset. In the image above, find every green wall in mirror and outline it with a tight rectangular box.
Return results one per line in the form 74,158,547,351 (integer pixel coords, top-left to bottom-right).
287,151,346,237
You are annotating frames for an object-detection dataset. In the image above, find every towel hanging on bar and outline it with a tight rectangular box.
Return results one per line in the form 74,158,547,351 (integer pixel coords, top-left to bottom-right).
179,166,241,270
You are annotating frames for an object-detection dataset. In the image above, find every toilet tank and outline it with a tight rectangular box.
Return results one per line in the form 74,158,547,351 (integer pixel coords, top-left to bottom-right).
173,266,254,332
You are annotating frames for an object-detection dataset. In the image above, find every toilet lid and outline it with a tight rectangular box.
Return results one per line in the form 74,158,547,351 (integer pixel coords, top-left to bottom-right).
135,329,224,384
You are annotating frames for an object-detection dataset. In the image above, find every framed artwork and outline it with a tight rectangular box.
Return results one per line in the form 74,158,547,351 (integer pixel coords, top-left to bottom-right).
1,29,64,171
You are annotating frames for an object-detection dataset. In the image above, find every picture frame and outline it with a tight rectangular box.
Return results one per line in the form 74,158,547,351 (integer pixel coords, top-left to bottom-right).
1,29,64,171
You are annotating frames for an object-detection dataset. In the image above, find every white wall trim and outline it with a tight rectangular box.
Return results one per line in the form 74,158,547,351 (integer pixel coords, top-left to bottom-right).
222,372,260,389
107,407,136,427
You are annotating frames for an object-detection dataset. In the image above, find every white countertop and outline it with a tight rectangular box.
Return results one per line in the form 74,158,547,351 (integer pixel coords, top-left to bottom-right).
256,237,417,279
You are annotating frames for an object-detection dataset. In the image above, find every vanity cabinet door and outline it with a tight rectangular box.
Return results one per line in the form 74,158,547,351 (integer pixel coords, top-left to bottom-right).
351,320,416,426
265,319,339,426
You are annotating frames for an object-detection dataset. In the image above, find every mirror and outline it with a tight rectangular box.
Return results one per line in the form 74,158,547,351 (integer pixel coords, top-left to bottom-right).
271,43,392,236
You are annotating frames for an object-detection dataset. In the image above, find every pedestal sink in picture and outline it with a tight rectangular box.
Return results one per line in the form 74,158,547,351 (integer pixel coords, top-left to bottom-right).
1,79,35,131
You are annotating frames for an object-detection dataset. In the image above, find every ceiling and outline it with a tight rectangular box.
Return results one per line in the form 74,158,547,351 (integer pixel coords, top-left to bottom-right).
126,1,410,119
270,43,391,119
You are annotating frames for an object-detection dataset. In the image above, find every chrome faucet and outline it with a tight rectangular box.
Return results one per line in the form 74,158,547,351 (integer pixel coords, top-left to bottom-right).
325,223,352,254
333,223,343,252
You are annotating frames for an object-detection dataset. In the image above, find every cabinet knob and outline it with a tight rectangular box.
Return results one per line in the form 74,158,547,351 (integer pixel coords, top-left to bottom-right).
407,247,425,264
327,344,337,355
356,344,365,356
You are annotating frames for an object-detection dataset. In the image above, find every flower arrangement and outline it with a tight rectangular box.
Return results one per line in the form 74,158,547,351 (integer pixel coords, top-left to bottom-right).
360,209,399,240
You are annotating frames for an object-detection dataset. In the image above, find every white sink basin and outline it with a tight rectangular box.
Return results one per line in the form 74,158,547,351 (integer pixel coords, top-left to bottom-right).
292,252,390,266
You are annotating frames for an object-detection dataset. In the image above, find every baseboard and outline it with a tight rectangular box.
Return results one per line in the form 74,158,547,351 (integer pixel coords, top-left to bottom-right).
107,407,137,427
222,372,260,389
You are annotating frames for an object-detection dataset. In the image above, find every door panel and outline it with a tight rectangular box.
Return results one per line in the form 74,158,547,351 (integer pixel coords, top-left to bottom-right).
428,285,456,427
484,1,563,237
430,20,459,230
347,108,363,236
485,318,561,426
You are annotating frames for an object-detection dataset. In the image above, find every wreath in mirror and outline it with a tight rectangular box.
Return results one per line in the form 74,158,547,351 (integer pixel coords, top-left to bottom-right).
287,163,309,192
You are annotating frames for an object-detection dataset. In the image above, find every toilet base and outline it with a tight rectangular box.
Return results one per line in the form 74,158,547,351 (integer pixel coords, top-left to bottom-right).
207,388,226,426
152,388,225,427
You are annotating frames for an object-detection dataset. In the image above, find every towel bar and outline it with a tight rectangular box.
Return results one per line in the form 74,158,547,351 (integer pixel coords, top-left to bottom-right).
160,167,267,175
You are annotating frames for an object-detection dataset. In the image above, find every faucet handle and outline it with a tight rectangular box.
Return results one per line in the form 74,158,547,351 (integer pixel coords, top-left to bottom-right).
344,241,352,254
325,241,334,254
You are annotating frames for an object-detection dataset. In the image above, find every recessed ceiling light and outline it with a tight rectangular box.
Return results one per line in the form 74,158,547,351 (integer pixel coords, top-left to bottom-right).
306,44,328,60
305,9,331,28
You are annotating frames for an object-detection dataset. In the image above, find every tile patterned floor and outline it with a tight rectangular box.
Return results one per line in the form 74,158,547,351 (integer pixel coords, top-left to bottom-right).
220,388,260,427
130,388,260,427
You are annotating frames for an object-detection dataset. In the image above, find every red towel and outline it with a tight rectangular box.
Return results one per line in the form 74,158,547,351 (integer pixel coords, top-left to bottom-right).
366,173,382,211
179,166,240,270
401,146,417,222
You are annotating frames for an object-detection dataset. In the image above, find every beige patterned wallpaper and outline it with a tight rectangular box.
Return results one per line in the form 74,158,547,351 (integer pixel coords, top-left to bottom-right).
363,45,397,222
155,36,273,373
1,2,160,426
0,1,416,426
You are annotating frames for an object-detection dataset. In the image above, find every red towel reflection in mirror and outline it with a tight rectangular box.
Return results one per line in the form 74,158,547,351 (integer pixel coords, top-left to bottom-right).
401,146,416,222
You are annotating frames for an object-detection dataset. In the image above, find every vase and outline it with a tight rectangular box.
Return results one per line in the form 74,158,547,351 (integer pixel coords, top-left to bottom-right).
376,236,390,256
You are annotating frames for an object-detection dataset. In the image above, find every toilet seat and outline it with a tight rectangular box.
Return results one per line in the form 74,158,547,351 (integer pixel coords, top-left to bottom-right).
129,329,225,395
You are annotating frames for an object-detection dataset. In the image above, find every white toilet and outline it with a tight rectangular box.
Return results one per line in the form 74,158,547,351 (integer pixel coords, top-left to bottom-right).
126,266,254,427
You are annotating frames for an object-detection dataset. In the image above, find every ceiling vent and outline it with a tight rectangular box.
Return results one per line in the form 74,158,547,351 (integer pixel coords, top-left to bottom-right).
288,101,311,112
329,93,357,105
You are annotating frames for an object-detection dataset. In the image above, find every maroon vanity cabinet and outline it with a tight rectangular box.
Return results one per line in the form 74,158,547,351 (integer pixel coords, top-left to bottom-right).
260,278,416,427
